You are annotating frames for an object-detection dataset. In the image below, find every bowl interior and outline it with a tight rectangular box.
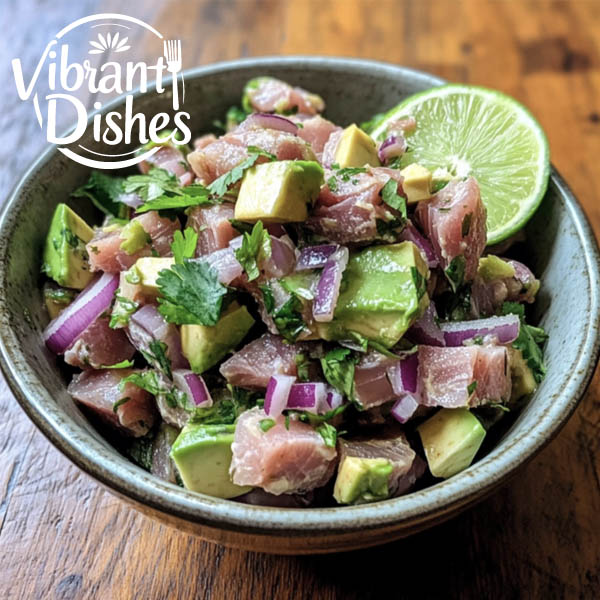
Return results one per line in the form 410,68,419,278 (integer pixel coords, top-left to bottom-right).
0,57,598,537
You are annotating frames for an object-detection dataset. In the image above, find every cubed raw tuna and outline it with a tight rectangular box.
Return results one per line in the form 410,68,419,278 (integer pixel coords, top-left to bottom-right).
306,167,405,244
230,407,337,495
415,178,486,284
68,369,156,437
354,351,398,409
187,127,316,184
245,77,325,115
139,145,193,186
292,115,341,161
87,211,180,272
418,345,511,408
339,431,424,497
187,203,237,256
219,333,304,389
64,316,135,369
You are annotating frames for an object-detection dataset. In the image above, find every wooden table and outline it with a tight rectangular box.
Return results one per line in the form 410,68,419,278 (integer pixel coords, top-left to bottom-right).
1,1,599,597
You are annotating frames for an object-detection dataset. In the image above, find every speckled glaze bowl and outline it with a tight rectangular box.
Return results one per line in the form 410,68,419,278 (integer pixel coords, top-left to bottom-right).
1,57,598,554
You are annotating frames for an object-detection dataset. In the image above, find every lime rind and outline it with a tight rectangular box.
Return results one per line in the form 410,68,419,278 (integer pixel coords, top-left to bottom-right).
370,85,550,245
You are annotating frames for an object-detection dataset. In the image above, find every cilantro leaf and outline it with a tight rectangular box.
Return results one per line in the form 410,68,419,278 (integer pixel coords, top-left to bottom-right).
259,284,275,314
229,219,255,235
316,422,338,448
189,386,260,425
273,295,306,342
72,171,129,219
120,370,186,409
467,381,477,396
126,434,154,471
381,178,407,220
134,185,214,213
124,168,181,201
234,221,271,281
432,180,449,193
140,340,172,379
320,347,357,400
445,255,466,292
112,396,131,412
500,302,548,383
259,418,276,432
156,260,227,326
295,353,311,382
109,292,139,329
172,228,198,264
102,360,135,369
207,146,276,198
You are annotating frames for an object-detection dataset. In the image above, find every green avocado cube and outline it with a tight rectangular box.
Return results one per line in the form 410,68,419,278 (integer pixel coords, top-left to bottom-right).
318,241,430,348
130,257,175,297
171,423,251,498
478,255,516,282
43,203,94,289
333,456,394,505
334,124,380,169
234,160,324,223
508,347,537,402
181,302,255,374
418,408,486,478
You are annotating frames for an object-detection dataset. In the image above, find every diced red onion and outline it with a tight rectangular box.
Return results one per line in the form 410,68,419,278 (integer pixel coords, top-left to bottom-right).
504,259,535,286
400,221,438,268
263,235,297,278
43,273,119,354
244,113,298,135
313,247,349,323
326,389,344,410
296,245,338,271
440,314,521,346
264,374,296,417
117,192,143,209
172,370,212,407
198,247,243,285
287,382,329,414
391,394,420,424
378,135,407,163
407,303,445,346
389,353,419,395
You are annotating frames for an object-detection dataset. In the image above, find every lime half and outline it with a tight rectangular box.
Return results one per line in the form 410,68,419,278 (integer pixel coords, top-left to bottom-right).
370,85,550,245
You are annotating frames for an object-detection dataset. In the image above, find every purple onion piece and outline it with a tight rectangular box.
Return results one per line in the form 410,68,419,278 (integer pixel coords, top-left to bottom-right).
117,192,143,209
326,389,344,410
407,303,445,347
245,112,298,135
263,235,297,278
440,314,521,346
264,374,295,417
172,370,213,408
389,353,419,396
378,135,407,163
43,273,119,354
296,245,338,271
313,247,349,323
199,247,243,286
399,221,438,268
391,394,420,424
287,382,328,414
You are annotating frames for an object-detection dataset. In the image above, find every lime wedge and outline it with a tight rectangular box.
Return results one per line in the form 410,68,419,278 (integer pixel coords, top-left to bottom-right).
370,85,550,245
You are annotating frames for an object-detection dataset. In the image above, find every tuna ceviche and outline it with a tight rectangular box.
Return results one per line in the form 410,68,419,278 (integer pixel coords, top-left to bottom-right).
41,76,548,507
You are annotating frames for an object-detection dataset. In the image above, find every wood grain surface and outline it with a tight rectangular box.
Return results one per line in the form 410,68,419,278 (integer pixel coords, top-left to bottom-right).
1,1,599,598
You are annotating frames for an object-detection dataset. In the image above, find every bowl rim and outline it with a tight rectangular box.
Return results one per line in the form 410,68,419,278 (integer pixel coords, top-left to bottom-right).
1,56,599,537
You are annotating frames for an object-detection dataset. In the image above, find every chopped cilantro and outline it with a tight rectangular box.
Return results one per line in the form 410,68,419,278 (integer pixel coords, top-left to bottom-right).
410,266,427,300
320,347,357,401
445,255,466,292
432,180,449,193
259,418,276,432
273,295,305,342
381,178,407,221
109,292,139,329
467,381,477,396
259,284,275,314
156,260,227,326
112,397,131,412
103,360,135,370
327,175,338,192
295,353,311,382
229,219,254,235
126,434,154,471
234,221,271,281
120,370,185,409
141,340,172,379
334,166,367,182
72,171,129,218
171,227,198,264
316,422,338,448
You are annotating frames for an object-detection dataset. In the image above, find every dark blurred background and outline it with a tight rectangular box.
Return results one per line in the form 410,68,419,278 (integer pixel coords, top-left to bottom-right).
0,2,598,598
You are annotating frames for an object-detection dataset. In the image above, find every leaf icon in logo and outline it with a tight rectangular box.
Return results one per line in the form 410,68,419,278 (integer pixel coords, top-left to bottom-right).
88,32,130,55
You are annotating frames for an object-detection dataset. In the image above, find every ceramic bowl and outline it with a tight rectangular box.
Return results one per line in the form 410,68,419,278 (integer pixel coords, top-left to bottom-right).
1,57,598,554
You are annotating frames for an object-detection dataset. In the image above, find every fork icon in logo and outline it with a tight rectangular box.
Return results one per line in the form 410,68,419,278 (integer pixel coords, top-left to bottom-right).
163,40,182,110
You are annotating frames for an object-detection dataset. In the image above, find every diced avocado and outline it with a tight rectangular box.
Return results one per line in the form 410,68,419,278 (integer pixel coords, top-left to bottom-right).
171,423,251,498
43,283,77,320
119,220,151,255
400,164,432,203
318,242,430,348
131,257,174,296
234,160,324,223
418,408,486,478
181,302,255,374
478,255,516,282
508,347,537,402
43,203,94,289
333,456,394,505
334,124,380,169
